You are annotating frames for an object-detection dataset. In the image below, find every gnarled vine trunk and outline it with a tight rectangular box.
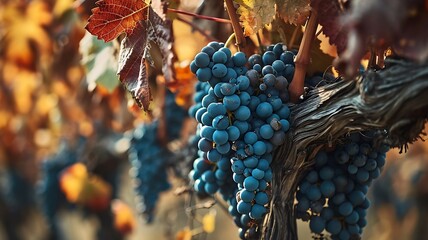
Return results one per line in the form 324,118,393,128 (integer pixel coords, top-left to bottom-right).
262,59,428,240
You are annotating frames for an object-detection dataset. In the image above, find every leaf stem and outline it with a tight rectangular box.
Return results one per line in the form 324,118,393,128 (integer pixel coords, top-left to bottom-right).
224,0,246,51
167,8,231,24
289,9,318,103
256,32,264,53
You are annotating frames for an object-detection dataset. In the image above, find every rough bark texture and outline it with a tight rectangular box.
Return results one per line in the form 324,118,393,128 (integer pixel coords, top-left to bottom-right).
262,58,428,240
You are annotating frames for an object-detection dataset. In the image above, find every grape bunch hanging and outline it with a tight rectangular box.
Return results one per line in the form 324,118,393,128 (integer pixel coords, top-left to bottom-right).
189,42,294,239
295,132,389,239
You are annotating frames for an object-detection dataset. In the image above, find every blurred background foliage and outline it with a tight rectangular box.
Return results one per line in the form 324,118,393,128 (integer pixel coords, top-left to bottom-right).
0,0,428,240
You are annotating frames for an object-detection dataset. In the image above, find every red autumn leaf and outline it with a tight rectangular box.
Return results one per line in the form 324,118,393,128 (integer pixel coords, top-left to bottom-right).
85,0,149,42
86,0,176,111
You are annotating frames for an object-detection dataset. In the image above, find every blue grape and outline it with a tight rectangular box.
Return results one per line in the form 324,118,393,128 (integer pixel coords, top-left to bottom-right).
309,216,325,234
262,51,276,65
249,204,266,219
254,192,269,205
223,94,241,111
212,63,228,78
243,177,259,191
252,168,265,180
196,67,212,82
326,219,342,235
233,52,247,66
279,51,294,65
256,102,273,118
195,52,210,67
240,189,255,202
212,51,228,63
237,201,252,214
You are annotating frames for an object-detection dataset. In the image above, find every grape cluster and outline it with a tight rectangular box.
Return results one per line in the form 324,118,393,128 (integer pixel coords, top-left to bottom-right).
189,42,295,238
129,121,171,223
129,91,187,223
39,139,84,238
165,90,188,139
188,81,237,199
296,132,389,239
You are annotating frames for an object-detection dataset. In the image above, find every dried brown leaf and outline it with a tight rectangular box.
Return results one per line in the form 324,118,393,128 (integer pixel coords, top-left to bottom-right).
276,0,311,25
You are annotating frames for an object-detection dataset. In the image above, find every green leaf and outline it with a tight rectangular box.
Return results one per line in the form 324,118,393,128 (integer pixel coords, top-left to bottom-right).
80,32,119,92
235,0,276,36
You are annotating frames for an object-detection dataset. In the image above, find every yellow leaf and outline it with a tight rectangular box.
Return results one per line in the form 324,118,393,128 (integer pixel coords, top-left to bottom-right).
1,1,52,68
36,94,59,116
318,32,338,58
176,227,192,240
235,0,276,36
60,163,112,211
0,111,12,129
79,172,112,211
202,210,216,233
53,0,75,17
60,163,88,203
12,71,39,114
112,200,136,235
27,1,53,26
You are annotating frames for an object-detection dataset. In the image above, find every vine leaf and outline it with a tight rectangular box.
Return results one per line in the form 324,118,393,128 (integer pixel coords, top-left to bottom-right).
312,0,348,54
392,13,428,62
117,7,175,111
85,0,149,42
80,32,119,92
235,0,276,36
60,163,112,211
117,20,151,111
86,0,176,111
150,0,177,91
276,0,311,26
112,200,136,235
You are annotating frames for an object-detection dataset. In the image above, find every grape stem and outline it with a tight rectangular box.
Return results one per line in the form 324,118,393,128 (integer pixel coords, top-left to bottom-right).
224,0,246,52
167,8,231,24
289,8,319,103
225,33,236,48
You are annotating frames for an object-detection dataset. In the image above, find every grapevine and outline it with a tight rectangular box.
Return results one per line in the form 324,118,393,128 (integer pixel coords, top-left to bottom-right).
1,0,428,240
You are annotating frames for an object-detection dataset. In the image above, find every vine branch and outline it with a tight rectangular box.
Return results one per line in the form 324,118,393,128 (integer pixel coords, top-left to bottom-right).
224,0,246,51
262,58,428,240
167,8,231,24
